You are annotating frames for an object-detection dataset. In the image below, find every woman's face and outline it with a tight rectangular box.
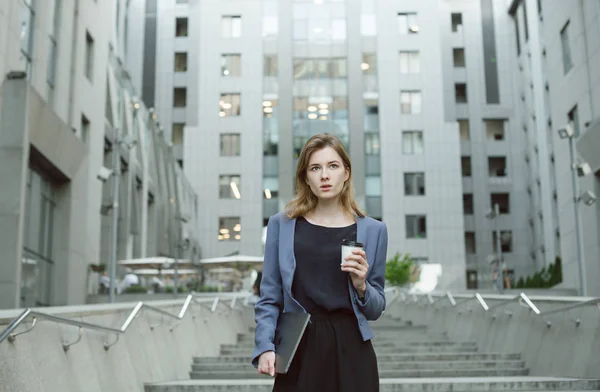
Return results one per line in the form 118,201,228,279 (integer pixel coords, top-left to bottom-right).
305,146,349,201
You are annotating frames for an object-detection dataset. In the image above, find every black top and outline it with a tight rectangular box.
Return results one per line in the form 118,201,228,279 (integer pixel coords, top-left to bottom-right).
292,216,357,315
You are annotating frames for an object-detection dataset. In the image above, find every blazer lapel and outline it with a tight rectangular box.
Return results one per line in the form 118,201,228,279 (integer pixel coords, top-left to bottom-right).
281,215,297,293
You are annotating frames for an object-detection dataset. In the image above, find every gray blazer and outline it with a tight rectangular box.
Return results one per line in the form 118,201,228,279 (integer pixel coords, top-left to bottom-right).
251,211,388,366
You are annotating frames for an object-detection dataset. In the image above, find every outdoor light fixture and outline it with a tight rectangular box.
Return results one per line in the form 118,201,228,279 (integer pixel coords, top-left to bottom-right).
557,122,587,296
576,162,592,177
97,166,114,182
557,123,575,139
580,190,597,206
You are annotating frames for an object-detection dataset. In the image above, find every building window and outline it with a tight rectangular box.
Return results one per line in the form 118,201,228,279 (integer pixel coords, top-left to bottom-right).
365,176,382,196
455,83,467,103
263,98,279,155
221,54,241,77
397,13,418,34
361,14,376,36
220,134,240,156
219,175,241,199
264,55,277,77
364,99,379,132
175,17,188,37
263,16,278,38
173,87,187,107
81,115,90,144
465,232,476,254
399,51,420,74
174,52,188,72
459,119,470,140
491,193,510,214
462,156,472,177
218,217,241,241
488,157,507,177
463,194,474,215
493,230,512,253
400,91,421,114
222,16,242,38
219,93,241,117
404,173,425,196
451,13,463,32
263,177,279,199
21,168,56,307
172,123,185,145
85,31,94,82
406,215,427,238
453,48,465,67
485,119,506,141
568,105,580,137
560,21,573,74
362,53,377,75
365,133,380,156
20,0,35,61
293,58,348,80
402,131,423,154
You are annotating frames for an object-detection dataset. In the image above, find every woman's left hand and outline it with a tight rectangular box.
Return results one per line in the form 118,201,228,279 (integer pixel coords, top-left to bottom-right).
341,249,368,297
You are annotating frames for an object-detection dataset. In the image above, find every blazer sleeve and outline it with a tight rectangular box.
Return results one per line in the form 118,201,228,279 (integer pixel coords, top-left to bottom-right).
355,222,388,320
251,215,283,367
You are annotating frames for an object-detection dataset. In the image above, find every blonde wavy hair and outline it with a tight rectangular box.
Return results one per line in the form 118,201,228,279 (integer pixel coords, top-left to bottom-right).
285,133,365,219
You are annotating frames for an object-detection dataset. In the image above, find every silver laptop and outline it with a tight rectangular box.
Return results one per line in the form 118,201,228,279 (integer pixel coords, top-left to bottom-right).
274,312,311,374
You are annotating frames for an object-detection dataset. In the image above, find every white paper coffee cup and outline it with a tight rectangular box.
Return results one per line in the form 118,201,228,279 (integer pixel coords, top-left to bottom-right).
341,240,364,265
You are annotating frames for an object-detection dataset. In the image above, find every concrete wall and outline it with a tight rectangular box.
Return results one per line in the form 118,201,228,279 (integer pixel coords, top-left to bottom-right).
388,292,600,378
0,298,250,392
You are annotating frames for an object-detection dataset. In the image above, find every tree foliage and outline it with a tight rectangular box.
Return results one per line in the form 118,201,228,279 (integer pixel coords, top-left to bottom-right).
385,253,415,286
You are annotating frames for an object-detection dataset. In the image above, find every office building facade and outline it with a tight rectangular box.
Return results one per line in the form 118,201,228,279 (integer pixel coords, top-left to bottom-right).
0,0,200,309
509,0,600,295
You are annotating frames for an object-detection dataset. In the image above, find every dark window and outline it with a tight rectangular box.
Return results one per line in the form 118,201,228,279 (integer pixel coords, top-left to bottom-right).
176,17,188,37
453,48,465,67
406,215,427,238
461,156,472,177
491,193,510,214
455,83,467,103
463,194,474,214
451,13,463,32
404,173,425,196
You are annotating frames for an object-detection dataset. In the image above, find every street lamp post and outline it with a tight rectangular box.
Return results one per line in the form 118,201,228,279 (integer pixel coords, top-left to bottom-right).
108,125,121,303
486,203,503,293
561,125,587,297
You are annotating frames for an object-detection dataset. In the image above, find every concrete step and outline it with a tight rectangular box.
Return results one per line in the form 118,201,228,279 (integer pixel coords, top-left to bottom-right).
220,345,478,356
192,360,526,372
145,376,600,392
224,340,476,350
193,352,522,365
236,331,448,343
190,367,530,379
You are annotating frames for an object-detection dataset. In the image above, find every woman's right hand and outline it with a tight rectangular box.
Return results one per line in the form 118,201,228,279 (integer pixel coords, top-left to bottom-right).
257,351,276,377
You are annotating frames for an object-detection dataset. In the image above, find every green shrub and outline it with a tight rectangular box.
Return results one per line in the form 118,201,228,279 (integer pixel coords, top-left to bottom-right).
516,256,562,288
124,285,147,294
165,285,189,293
385,253,414,287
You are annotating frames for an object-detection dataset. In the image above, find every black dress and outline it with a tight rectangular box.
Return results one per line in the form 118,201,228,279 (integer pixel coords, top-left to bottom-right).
273,217,379,392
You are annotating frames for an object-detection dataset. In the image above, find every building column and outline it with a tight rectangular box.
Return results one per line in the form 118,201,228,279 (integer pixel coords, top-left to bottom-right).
0,76,31,309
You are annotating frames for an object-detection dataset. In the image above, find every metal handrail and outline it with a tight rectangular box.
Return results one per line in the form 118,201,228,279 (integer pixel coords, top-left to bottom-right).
0,293,250,350
538,297,600,316
401,290,600,328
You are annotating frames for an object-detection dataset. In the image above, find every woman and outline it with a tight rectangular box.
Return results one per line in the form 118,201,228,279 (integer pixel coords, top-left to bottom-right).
251,133,388,391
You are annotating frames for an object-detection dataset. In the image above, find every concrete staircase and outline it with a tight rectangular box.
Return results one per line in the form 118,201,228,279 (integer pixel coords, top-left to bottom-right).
144,315,600,391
